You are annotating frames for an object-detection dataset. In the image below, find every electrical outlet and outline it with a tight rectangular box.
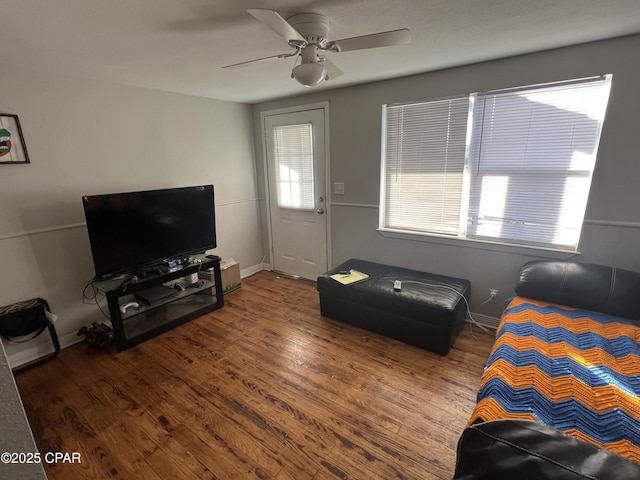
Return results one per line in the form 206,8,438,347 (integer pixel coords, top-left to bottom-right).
489,289,499,302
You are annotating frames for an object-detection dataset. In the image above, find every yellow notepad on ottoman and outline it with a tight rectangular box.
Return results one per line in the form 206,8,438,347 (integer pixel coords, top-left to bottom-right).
330,269,369,285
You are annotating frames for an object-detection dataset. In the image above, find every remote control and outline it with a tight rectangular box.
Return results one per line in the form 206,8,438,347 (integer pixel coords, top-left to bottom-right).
393,280,402,291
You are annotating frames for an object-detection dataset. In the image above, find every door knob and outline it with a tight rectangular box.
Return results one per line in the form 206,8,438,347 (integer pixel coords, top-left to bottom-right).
316,208,325,214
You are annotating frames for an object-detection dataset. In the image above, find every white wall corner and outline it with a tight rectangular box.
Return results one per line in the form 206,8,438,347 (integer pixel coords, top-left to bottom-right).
240,263,268,278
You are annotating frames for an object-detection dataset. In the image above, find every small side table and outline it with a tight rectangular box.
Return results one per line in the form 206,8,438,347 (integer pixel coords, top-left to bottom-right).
0,298,60,373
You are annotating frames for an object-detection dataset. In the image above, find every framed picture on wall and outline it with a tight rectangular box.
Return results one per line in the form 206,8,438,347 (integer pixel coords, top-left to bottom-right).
0,114,30,164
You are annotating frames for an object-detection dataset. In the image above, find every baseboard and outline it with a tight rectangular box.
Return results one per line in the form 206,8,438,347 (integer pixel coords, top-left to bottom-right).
5,331,84,370
467,312,500,330
240,262,268,278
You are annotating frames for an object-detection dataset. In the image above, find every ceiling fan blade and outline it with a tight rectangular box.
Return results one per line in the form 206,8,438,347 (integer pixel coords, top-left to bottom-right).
330,28,412,52
222,52,296,70
247,9,306,45
323,57,344,80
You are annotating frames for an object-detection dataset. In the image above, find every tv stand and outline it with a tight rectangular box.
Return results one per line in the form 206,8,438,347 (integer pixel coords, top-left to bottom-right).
96,255,224,351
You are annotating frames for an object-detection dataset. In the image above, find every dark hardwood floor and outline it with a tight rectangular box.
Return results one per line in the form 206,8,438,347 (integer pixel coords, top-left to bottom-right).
15,271,495,480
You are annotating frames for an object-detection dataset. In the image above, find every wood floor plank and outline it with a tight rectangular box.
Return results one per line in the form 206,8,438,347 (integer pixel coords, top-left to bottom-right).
15,271,495,479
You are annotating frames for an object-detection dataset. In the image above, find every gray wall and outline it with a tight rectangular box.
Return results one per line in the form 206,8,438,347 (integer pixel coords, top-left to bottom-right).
0,66,263,366
253,34,640,321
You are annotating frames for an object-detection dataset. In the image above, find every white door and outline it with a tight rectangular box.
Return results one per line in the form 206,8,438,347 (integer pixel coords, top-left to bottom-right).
265,108,328,280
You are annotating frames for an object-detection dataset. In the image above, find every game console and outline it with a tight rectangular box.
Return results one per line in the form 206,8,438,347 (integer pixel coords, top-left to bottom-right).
134,285,179,305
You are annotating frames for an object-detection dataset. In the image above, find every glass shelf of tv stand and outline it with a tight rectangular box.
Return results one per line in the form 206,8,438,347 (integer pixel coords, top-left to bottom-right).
100,255,224,351
119,279,217,339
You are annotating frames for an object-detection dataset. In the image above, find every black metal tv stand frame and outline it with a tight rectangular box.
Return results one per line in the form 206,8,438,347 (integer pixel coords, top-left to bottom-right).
96,255,223,351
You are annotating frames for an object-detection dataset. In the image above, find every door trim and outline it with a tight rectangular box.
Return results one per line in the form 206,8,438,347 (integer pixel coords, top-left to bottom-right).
260,102,332,276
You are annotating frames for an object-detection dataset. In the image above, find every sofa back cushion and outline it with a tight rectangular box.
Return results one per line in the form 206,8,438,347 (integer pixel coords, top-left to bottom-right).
515,261,640,320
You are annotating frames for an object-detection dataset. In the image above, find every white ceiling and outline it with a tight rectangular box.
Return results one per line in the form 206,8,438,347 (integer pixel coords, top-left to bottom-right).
3,0,640,104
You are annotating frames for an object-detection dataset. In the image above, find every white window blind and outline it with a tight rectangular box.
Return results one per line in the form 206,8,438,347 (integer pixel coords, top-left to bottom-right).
272,123,315,210
467,77,611,249
382,98,470,235
380,75,611,251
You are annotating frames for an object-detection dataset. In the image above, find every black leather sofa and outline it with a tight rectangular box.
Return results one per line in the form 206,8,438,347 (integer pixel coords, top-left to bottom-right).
456,260,640,478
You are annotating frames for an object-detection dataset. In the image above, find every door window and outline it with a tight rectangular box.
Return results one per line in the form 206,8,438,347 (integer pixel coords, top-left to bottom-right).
272,123,315,210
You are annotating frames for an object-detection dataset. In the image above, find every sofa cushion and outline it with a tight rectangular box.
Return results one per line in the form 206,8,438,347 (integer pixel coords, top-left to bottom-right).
515,261,640,320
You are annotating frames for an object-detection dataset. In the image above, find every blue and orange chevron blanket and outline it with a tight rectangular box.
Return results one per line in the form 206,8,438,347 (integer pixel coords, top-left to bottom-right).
468,296,640,463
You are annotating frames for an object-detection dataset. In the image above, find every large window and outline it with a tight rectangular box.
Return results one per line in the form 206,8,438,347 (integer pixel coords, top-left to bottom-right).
380,76,611,251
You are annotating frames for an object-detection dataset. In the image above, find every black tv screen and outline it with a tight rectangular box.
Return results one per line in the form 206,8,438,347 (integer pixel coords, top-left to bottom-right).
82,185,216,279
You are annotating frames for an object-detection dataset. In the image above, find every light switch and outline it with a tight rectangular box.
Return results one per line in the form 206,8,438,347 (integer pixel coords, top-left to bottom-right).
334,182,345,195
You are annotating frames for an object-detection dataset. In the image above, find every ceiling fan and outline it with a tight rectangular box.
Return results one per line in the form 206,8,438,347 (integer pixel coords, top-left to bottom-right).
223,9,412,87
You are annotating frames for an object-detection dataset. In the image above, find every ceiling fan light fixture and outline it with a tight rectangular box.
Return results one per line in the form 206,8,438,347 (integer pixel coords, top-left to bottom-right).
292,62,327,87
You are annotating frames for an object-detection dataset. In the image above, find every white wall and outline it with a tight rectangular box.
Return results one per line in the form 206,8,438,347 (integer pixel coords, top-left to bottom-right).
253,34,640,323
0,67,263,365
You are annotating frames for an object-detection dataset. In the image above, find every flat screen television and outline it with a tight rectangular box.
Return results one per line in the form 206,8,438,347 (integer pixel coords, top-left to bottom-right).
82,185,216,280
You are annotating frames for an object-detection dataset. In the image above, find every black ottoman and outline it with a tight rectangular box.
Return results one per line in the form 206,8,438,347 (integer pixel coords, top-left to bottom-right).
316,259,471,355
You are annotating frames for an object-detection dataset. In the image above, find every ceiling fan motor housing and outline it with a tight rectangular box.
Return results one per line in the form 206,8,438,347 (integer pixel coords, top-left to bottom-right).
287,13,330,49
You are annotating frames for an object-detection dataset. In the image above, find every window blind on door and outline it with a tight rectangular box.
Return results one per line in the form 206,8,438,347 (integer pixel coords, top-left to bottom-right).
272,123,315,210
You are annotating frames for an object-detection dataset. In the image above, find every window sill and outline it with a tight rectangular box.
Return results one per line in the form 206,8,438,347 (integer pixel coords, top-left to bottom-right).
377,228,579,259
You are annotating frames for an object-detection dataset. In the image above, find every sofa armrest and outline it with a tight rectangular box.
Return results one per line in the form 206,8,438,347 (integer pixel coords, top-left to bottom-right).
454,420,640,480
